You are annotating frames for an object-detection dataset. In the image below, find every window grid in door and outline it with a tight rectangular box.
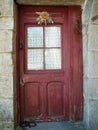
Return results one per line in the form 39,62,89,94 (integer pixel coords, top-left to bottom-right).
27,26,62,70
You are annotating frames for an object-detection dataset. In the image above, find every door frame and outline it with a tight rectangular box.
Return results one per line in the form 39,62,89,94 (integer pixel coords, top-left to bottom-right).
16,5,83,122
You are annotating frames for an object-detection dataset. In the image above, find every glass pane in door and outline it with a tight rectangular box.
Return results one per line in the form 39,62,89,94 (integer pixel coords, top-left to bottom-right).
27,27,43,47
45,27,61,47
45,49,61,69
27,26,62,70
27,49,43,70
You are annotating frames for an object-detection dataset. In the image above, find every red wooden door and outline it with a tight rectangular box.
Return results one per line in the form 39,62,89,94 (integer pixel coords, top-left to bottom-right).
18,6,83,122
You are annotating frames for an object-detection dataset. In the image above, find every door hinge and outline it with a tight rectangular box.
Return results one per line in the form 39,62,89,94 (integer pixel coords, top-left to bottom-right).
19,41,23,49
20,77,25,86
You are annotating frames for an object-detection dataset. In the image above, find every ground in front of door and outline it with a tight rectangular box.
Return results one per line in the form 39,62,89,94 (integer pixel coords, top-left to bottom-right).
17,121,87,130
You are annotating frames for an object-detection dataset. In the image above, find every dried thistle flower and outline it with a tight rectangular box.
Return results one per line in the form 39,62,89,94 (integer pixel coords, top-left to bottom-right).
36,11,54,25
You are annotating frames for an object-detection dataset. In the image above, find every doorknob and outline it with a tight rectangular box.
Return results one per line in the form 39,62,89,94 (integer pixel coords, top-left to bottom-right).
20,77,25,86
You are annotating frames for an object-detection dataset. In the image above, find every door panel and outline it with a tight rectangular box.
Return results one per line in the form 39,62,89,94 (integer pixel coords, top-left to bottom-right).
47,82,64,116
18,6,83,122
24,83,40,117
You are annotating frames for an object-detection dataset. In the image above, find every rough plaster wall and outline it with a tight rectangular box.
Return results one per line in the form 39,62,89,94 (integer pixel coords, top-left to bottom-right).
0,0,14,130
83,0,98,129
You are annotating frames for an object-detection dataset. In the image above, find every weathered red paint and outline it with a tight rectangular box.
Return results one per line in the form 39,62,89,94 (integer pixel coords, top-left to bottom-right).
68,6,83,121
18,6,83,122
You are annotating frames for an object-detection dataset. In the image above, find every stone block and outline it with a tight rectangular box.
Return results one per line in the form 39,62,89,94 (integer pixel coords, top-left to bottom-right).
0,17,13,30
0,0,13,16
89,100,98,130
87,79,98,99
88,25,98,51
84,78,98,99
83,78,89,98
82,0,93,24
0,99,13,121
0,121,14,130
87,52,98,78
0,30,13,52
0,53,13,74
91,0,98,24
0,75,13,98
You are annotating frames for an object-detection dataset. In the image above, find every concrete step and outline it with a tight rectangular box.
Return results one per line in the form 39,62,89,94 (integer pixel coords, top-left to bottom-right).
17,121,87,130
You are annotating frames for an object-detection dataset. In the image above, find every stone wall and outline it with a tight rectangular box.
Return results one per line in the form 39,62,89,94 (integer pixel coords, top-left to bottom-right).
0,0,98,130
0,0,14,130
83,0,98,129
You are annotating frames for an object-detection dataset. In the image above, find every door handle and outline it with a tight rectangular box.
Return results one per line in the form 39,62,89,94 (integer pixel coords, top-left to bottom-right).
20,77,25,86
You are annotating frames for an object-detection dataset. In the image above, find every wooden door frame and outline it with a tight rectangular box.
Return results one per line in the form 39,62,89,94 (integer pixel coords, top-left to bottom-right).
16,5,83,123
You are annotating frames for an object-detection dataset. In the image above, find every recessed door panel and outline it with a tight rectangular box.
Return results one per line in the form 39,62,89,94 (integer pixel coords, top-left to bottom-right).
47,82,64,116
24,83,40,117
